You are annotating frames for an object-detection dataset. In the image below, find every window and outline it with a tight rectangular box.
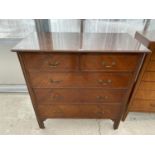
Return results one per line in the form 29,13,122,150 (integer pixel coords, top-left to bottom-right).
0,19,35,38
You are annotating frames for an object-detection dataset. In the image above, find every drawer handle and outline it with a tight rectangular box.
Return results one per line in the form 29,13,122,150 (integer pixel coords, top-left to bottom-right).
96,96,108,100
52,108,64,114
102,61,116,68
150,104,155,107
50,79,62,83
48,61,60,67
98,79,112,85
51,95,63,100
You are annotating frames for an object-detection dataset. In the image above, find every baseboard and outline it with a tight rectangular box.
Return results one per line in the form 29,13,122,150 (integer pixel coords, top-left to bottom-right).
0,84,28,93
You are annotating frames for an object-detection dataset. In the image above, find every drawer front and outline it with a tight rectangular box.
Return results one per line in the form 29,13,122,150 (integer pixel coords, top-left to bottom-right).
139,81,155,90
130,99,155,112
22,53,79,71
38,104,121,119
34,89,125,104
30,72,132,88
142,72,155,81
147,61,155,71
151,52,155,61
135,90,155,100
81,53,140,71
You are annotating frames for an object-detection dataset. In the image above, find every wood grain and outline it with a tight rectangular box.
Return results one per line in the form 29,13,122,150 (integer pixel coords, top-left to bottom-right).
142,72,155,81
23,53,79,71
38,104,121,120
138,81,155,90
81,53,140,72
34,88,125,104
130,99,155,112
29,72,132,89
135,90,155,100
151,52,155,60
147,61,155,71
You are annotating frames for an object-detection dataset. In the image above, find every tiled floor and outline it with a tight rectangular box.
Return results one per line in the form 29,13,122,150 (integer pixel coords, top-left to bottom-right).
0,93,155,135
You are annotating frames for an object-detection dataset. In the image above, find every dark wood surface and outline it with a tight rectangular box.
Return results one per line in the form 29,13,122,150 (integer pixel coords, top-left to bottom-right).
29,72,132,89
38,104,121,120
22,53,79,71
123,31,155,118
130,99,155,112
81,53,140,71
34,88,125,104
12,32,149,129
12,32,149,53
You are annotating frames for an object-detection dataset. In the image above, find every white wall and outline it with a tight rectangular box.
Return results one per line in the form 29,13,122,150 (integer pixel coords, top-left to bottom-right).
0,39,25,84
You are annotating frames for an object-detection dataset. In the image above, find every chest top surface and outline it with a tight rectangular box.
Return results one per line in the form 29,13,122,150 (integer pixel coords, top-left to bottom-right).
12,32,149,53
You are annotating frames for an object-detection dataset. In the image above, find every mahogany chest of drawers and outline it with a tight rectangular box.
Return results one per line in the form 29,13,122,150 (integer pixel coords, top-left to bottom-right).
12,32,149,129
125,31,155,114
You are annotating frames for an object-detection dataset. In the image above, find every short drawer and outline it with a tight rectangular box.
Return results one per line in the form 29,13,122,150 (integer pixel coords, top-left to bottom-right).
38,104,121,119
135,90,155,100
22,53,79,71
80,53,140,71
34,88,125,104
29,72,132,88
130,99,155,112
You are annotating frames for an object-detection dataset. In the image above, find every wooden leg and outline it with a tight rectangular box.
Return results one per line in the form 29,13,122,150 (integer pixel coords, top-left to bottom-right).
122,111,129,121
113,120,120,130
38,119,45,129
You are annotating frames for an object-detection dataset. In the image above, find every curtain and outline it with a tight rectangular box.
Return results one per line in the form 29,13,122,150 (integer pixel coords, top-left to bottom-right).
147,19,155,31
84,19,148,36
49,19,81,32
0,19,154,38
48,19,154,37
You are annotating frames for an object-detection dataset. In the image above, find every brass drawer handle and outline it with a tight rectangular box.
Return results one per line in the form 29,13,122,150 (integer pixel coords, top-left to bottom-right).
51,95,63,100
50,79,62,83
96,96,108,100
52,108,64,114
48,61,60,67
102,61,116,68
98,79,112,85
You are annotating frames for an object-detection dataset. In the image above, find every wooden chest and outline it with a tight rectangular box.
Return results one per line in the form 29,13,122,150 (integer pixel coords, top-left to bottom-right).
12,32,149,129
125,31,155,114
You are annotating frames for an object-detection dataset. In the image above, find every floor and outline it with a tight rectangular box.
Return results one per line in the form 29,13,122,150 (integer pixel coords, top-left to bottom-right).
0,93,155,135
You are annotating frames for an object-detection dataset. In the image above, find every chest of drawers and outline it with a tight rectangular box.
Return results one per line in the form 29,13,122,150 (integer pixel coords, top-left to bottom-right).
125,31,155,114
12,32,149,129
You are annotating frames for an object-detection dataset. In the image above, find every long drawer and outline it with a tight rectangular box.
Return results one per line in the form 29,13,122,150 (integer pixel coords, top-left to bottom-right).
34,88,125,104
29,72,132,88
38,104,121,119
130,99,155,112
81,53,140,72
22,53,79,71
